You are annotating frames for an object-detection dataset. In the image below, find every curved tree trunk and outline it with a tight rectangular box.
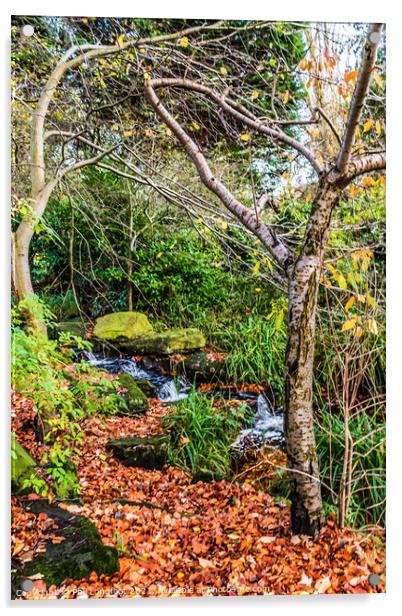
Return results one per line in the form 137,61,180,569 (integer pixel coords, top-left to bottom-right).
285,180,343,535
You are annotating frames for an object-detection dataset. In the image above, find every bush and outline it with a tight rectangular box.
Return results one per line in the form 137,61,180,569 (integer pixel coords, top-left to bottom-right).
11,295,126,496
163,391,252,479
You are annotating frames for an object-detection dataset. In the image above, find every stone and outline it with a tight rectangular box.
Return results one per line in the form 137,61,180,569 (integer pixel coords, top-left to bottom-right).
117,373,148,415
135,379,156,398
54,320,88,339
120,328,205,355
93,311,153,343
11,433,37,494
106,435,168,470
176,351,228,383
12,500,119,592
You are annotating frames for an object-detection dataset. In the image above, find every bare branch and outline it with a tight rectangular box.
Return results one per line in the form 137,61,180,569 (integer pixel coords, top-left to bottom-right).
147,78,323,175
344,153,386,182
145,79,293,270
336,23,384,175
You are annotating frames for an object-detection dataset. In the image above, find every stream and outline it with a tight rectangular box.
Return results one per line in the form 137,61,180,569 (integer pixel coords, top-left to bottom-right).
85,352,284,451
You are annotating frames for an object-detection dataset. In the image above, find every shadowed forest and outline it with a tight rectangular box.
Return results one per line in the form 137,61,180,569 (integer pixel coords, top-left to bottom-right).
11,16,385,599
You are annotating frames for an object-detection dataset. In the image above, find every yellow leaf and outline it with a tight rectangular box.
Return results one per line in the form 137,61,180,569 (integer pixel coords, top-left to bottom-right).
354,325,364,338
117,34,124,46
179,36,189,48
191,121,201,130
342,318,357,332
316,152,324,166
363,119,374,133
376,120,382,135
311,128,320,139
344,296,356,313
344,69,359,83
241,133,251,142
255,288,261,293
373,70,384,88
250,90,259,100
362,176,376,187
367,318,378,335
143,72,152,80
252,261,261,276
367,295,378,309
283,90,289,104
357,294,366,304
338,275,347,289
220,66,228,75
123,130,133,137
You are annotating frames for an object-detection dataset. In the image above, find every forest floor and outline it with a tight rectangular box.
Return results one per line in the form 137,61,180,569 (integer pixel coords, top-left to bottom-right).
12,391,386,599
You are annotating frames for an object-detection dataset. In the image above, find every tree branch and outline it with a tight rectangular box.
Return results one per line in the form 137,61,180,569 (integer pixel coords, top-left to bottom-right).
145,79,294,271
147,78,323,175
336,23,384,175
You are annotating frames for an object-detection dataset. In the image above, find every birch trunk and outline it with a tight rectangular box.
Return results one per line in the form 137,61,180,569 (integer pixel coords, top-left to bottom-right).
285,179,342,535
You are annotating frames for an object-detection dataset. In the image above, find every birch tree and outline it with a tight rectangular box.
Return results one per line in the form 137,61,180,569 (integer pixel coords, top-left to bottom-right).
144,23,386,535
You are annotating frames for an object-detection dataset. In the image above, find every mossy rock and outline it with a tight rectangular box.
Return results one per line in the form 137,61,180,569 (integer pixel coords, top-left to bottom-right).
11,433,37,494
106,435,168,470
93,311,153,343
176,351,228,383
12,500,119,592
54,320,88,339
117,373,148,415
120,328,206,355
135,379,156,398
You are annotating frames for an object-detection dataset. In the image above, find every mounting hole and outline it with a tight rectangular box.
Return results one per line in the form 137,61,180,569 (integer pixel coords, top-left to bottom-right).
21,579,35,591
21,24,34,37
368,573,381,587
368,31,381,44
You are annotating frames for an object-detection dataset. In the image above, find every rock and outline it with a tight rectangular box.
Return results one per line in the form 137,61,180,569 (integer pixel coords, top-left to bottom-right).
176,351,228,383
135,379,156,398
53,320,88,339
106,435,168,470
93,311,153,343
117,373,148,415
120,328,206,355
11,433,37,494
12,500,118,592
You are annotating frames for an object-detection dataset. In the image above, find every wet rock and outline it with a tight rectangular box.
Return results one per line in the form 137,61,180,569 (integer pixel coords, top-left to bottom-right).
106,435,168,470
93,311,154,343
120,328,205,355
12,500,118,593
117,373,148,415
176,351,228,383
135,379,156,398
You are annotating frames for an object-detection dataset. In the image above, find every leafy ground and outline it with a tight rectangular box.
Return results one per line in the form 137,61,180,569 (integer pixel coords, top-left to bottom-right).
12,390,385,599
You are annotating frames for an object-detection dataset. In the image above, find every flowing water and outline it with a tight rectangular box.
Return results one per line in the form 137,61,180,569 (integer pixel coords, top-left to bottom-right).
85,352,284,449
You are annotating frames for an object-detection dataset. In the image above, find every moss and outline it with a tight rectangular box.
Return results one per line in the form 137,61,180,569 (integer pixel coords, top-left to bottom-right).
53,320,88,339
106,435,168,469
93,311,153,342
13,501,119,588
120,328,206,355
118,373,148,415
135,379,155,397
11,433,37,493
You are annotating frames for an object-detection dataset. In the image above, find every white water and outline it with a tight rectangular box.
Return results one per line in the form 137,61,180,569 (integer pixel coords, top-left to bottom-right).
231,394,284,451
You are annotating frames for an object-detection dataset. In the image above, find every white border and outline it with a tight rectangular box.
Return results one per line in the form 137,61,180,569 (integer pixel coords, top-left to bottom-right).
1,1,401,613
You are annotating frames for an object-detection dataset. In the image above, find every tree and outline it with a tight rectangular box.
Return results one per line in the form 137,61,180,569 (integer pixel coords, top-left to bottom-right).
144,23,385,535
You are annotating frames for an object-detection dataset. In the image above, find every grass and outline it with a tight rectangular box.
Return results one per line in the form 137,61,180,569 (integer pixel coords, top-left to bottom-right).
163,390,252,479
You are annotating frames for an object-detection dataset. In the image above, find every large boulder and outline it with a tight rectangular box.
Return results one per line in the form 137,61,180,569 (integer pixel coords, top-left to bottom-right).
117,373,148,415
11,433,37,494
12,500,119,593
106,435,168,470
93,311,154,343
120,328,205,355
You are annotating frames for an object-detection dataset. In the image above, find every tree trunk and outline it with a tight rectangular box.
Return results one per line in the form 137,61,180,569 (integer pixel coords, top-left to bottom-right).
285,179,343,535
